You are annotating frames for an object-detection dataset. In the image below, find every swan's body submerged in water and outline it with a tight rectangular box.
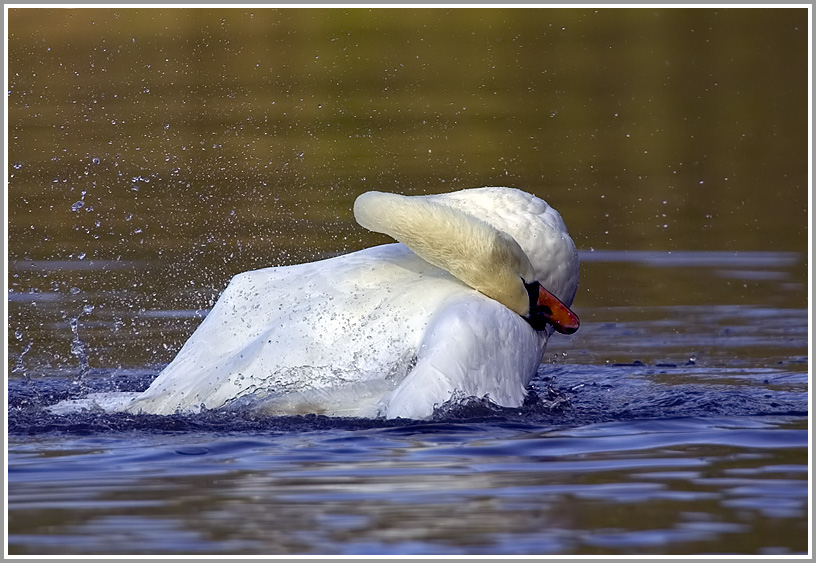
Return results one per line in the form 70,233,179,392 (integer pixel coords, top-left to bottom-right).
56,187,580,420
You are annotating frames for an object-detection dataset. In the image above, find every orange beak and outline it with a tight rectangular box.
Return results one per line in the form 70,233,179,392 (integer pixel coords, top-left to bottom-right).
528,283,580,334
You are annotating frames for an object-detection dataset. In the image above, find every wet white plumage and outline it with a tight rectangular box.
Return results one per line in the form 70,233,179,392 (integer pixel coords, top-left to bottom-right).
76,187,580,419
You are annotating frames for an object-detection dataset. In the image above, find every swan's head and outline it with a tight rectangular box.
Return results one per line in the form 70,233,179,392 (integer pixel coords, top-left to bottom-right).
354,187,580,335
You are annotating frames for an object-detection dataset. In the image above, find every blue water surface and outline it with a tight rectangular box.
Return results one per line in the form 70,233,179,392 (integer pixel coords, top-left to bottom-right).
7,251,810,556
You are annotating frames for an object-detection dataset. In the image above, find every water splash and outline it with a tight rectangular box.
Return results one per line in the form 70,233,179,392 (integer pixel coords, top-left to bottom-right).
68,304,95,392
12,339,33,377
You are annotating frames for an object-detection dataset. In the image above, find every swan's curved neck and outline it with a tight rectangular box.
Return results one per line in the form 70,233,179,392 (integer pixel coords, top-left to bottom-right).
354,191,534,317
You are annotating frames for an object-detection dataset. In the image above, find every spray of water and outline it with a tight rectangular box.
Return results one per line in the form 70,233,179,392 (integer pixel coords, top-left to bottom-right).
68,304,95,393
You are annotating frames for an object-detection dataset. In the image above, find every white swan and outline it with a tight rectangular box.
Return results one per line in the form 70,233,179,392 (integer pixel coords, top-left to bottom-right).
112,187,580,419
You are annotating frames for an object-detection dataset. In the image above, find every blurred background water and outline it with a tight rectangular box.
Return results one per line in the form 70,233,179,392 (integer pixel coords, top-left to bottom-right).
6,7,810,556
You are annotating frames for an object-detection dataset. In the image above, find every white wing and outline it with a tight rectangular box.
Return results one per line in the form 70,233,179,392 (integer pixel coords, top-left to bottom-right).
125,244,466,415
378,296,546,419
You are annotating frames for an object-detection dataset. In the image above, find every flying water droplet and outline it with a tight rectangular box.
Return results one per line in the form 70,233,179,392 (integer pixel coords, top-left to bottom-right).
71,189,87,211
12,340,33,376
69,317,90,381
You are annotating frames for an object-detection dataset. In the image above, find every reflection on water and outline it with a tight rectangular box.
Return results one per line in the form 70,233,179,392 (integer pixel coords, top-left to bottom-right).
8,8,808,261
6,7,810,556
7,414,809,555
